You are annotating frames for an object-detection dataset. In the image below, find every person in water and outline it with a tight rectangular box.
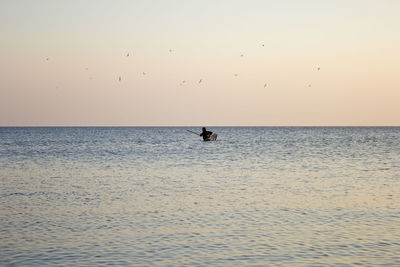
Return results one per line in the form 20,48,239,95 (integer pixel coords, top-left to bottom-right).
200,127,213,141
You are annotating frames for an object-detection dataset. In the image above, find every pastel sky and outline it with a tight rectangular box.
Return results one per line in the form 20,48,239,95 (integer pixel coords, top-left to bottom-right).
1,0,399,126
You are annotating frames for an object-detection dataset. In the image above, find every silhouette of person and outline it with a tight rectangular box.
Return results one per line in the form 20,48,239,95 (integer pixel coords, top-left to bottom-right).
200,127,213,141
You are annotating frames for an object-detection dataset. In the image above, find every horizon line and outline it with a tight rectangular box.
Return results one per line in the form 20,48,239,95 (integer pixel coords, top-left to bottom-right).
1,125,399,128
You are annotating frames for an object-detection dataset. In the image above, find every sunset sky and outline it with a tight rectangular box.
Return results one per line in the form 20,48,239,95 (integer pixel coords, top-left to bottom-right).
1,0,399,126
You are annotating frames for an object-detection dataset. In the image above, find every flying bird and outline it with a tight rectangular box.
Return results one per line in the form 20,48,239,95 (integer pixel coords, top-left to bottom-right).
142,72,146,75
317,67,320,70
234,74,238,77
264,84,267,88
126,53,129,57
198,79,202,84
119,76,121,82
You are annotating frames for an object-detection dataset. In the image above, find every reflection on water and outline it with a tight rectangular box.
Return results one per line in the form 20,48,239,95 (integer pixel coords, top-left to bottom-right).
1,127,399,265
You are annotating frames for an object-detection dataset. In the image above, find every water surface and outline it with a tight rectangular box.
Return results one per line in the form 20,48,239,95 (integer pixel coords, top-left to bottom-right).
1,127,399,266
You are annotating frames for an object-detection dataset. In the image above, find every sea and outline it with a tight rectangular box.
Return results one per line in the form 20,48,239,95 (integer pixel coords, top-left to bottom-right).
1,127,399,266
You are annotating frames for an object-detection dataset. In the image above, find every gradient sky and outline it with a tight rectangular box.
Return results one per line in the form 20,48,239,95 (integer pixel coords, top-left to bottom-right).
1,0,399,126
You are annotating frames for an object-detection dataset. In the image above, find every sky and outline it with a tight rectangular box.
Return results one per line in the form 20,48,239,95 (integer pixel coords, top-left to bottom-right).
1,0,399,126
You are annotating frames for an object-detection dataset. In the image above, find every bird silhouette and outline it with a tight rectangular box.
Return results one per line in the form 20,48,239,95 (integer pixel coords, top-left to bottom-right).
119,76,121,82
198,79,202,84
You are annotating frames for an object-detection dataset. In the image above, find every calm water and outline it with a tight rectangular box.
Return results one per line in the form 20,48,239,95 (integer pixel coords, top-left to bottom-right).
1,127,399,266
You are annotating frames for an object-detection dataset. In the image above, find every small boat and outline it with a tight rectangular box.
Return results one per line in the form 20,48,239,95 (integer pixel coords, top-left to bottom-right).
205,133,218,141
